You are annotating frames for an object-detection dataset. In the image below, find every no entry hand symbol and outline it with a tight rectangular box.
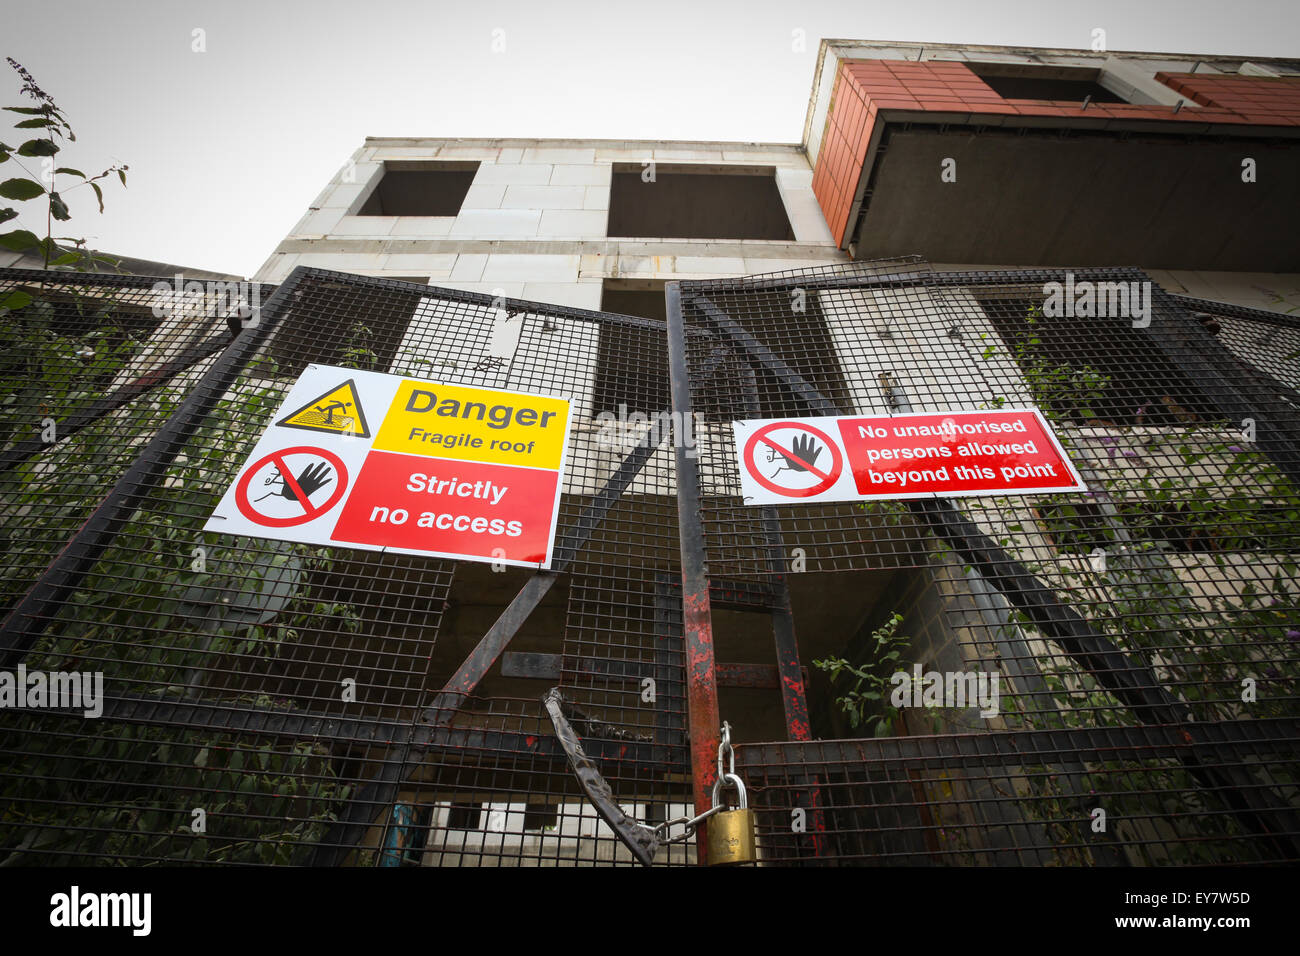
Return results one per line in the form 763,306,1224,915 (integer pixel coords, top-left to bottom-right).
235,446,349,527
742,422,843,499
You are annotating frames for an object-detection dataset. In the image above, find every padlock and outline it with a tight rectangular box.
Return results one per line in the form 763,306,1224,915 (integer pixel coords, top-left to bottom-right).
706,772,757,865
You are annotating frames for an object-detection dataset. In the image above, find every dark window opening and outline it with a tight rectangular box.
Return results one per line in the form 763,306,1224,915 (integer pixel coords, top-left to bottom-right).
594,282,671,417
705,288,854,420
966,63,1127,104
522,803,559,831
607,164,794,240
445,803,483,830
356,162,478,217
597,280,853,421
973,293,1219,427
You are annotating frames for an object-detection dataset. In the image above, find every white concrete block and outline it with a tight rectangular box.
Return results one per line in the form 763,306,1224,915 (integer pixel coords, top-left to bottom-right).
583,186,610,210
389,217,455,236
785,195,835,244
538,209,608,238
497,148,525,163
500,185,587,210
436,280,527,298
434,146,502,161
594,146,655,163
254,254,299,283
521,282,603,310
741,256,841,275
481,254,580,283
322,179,378,209
672,257,746,274
721,149,805,165
549,164,612,186
371,146,442,158
297,252,386,270
382,253,459,273
521,147,596,164
776,167,815,191
450,254,489,281
293,207,346,235
448,209,542,237
652,148,725,162
472,163,555,185
332,216,396,236
461,183,507,209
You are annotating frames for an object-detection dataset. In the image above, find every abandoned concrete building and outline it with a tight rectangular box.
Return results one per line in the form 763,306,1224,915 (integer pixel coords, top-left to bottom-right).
1,38,1298,866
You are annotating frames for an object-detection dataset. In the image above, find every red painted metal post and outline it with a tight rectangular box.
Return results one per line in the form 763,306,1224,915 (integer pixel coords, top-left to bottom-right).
666,282,721,865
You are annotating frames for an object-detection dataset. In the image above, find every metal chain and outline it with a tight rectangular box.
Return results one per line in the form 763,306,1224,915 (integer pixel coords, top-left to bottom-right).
647,721,743,845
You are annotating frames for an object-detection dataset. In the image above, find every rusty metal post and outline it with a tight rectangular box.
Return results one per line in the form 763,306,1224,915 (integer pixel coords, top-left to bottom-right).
665,281,721,865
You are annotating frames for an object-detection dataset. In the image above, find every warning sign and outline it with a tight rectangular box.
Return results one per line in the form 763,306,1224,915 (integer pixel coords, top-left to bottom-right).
234,446,349,527
205,364,571,568
276,378,371,438
741,421,844,499
734,408,1085,506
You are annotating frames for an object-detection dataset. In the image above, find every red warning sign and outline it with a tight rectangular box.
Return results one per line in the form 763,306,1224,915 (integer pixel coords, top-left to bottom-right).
330,451,559,564
741,421,844,498
836,410,1084,497
734,408,1086,505
234,446,349,527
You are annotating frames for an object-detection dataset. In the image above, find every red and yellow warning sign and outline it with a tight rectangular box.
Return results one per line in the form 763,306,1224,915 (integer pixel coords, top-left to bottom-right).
205,364,571,568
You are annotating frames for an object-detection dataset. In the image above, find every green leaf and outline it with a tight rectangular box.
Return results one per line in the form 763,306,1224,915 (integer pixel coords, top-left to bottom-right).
3,106,52,115
0,228,41,251
0,178,44,200
0,207,15,225
0,289,33,311
117,167,127,187
14,118,53,129
54,167,85,178
89,181,103,213
16,139,58,157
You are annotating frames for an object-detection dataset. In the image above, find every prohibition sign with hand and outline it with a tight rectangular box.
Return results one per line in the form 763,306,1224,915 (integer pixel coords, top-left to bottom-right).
743,422,844,498
235,446,349,527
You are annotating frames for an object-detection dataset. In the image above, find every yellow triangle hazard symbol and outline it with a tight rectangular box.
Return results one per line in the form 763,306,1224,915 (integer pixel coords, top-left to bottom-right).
276,379,371,438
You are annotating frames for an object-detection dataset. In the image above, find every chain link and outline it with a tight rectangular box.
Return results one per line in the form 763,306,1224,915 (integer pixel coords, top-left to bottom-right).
648,721,743,845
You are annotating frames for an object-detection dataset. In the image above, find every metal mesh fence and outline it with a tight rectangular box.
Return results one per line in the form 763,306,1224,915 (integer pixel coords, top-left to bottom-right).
0,268,692,866
2,260,1297,866
674,258,1299,864
0,270,270,621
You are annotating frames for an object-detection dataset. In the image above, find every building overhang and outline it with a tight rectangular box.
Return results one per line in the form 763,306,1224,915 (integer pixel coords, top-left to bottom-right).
807,45,1300,271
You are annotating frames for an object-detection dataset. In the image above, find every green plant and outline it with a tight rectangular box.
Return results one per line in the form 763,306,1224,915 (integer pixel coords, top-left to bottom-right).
0,58,127,285
971,302,1299,863
0,64,358,860
814,612,910,736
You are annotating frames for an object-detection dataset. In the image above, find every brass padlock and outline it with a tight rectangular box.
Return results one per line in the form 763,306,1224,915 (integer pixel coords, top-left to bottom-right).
706,772,757,865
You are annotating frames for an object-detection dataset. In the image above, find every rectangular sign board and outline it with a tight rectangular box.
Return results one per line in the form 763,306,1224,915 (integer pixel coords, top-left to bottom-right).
204,364,571,568
733,408,1086,506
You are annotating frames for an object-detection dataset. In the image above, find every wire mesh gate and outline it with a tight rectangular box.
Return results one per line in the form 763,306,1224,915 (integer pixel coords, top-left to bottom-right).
671,258,1300,865
0,260,1296,865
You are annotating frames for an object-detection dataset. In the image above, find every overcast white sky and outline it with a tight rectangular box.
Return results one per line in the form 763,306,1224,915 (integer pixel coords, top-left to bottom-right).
4,0,1298,277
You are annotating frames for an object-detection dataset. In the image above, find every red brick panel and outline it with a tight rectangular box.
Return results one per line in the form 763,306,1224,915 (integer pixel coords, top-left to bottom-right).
812,59,1300,246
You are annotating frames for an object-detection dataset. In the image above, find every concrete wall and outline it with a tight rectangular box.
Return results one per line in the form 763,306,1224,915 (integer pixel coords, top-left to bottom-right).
255,137,846,308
